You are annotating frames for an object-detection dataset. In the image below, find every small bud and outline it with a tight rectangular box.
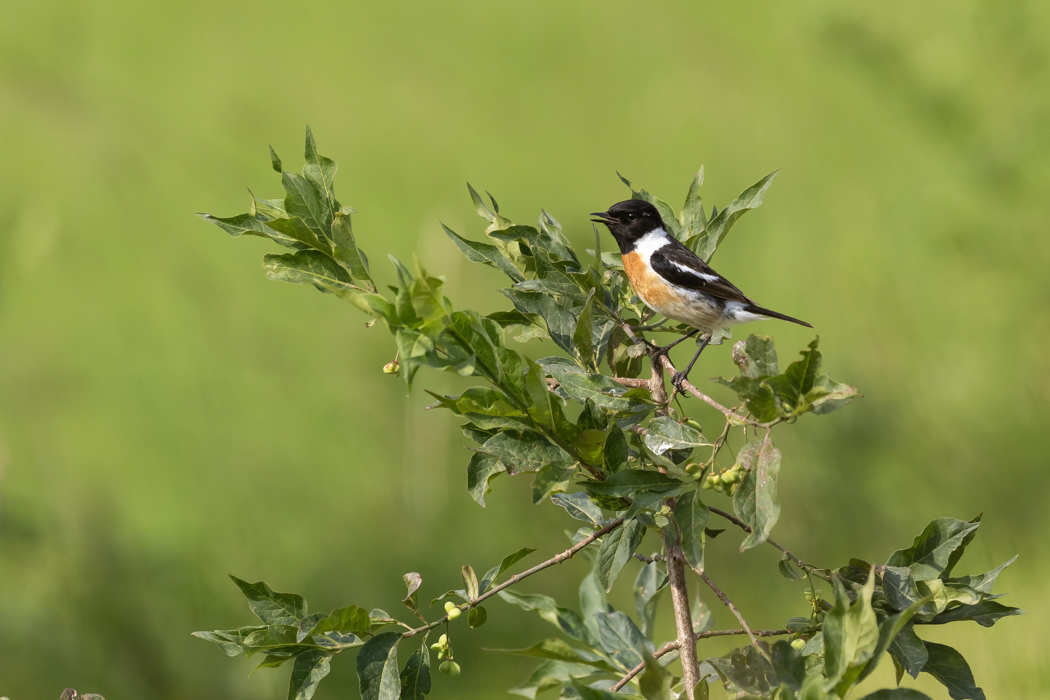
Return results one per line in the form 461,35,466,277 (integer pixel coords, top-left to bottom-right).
382,360,400,375
791,638,806,651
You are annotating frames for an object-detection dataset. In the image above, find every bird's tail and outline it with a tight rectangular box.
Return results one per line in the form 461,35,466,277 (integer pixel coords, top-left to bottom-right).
747,305,813,328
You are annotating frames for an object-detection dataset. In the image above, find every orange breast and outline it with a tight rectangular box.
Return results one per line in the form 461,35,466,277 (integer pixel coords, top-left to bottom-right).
622,251,676,308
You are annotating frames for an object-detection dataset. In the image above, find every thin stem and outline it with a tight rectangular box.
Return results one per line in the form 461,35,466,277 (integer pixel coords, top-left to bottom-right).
402,516,626,639
545,376,650,390
708,506,831,582
655,353,779,429
611,628,790,692
692,566,765,656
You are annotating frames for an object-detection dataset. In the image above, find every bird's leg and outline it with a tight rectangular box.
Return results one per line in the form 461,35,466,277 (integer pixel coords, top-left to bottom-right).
652,328,700,359
632,319,670,333
671,333,712,392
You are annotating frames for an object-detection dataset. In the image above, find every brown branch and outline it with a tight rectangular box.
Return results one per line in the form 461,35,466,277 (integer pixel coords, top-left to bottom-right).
545,376,650,390
611,628,790,692
402,516,626,639
663,535,700,699
708,506,831,582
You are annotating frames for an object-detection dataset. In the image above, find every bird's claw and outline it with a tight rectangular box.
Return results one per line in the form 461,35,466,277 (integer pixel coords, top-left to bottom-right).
671,371,689,392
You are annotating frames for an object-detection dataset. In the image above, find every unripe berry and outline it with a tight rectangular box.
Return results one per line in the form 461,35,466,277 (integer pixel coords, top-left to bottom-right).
791,638,806,651
439,660,461,676
709,473,722,486
722,470,738,484
382,361,400,375
445,601,462,620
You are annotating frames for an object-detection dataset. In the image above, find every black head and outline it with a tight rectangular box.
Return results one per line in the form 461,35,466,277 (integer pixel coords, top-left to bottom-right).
591,200,667,253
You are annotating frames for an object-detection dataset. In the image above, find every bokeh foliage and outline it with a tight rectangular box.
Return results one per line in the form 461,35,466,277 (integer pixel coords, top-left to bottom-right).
1,1,1048,698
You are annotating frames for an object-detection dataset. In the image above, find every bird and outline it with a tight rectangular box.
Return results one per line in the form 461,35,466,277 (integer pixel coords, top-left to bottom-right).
591,199,811,390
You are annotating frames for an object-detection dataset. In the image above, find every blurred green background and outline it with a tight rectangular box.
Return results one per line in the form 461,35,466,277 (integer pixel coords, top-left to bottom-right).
1,0,1047,697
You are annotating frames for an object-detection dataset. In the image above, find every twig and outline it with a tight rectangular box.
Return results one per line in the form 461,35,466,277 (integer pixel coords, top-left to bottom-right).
632,552,664,563
649,349,669,418
663,536,700,699
708,506,831,582
545,376,650,390
611,628,790,691
692,566,763,655
402,517,626,639
655,354,774,427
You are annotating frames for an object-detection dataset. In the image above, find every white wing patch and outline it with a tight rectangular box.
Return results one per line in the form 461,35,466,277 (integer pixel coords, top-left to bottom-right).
670,260,720,284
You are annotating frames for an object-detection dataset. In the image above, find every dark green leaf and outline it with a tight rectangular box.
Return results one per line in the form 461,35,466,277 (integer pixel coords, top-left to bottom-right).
466,453,505,507
331,212,376,291
585,469,686,498
930,600,1023,627
732,438,781,551
442,224,524,282
769,640,805,690
945,555,1016,594
229,576,306,626
511,661,607,699
886,518,981,581
823,572,878,689
778,557,805,581
357,633,402,700
857,691,933,700
287,650,332,700
532,462,576,503
595,518,645,591
574,290,597,370
569,680,626,700
739,334,778,377
674,490,710,570
468,605,488,628
192,625,267,657
263,250,360,295
888,623,928,680
480,547,537,593
710,376,777,423
399,646,431,700
594,611,648,671
921,642,985,700
541,357,655,415
495,638,614,672
301,605,372,641
603,425,629,474
707,645,776,697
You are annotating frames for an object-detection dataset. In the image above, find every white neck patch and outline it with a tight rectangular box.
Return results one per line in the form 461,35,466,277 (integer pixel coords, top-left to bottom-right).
634,228,671,261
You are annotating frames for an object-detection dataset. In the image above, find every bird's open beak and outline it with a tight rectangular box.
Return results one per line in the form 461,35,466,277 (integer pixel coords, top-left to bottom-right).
590,211,614,225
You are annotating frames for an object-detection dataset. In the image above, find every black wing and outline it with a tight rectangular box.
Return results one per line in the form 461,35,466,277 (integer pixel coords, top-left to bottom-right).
649,240,753,304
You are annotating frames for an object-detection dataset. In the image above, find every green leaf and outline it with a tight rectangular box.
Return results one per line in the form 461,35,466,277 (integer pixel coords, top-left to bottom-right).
732,438,782,551
691,170,778,262
634,561,666,640
357,632,402,700
497,590,589,641
442,224,524,282
569,680,627,700
574,290,597,370
710,376,777,423
461,565,479,601
764,338,822,414
778,557,805,581
269,145,283,172
300,605,372,641
502,289,578,356
618,172,681,239
468,605,488,628
480,547,537,593
823,571,878,691
603,426,629,474
886,517,981,581
495,638,614,672
644,417,706,457
263,250,360,294
466,453,505,507
594,611,647,671
550,492,603,526
585,469,686,498
857,691,933,700
945,555,1017,594
929,600,1023,627
638,652,673,700
510,661,607,699
921,642,986,700
287,650,332,700
192,625,268,657
579,570,611,643
595,518,645,591
674,489,710,570
198,211,304,249
738,334,778,377
858,589,934,684
330,212,376,291
541,357,655,415
478,430,572,475
229,576,306,626
402,573,422,614
679,166,706,241
888,623,928,680
399,646,431,700
707,645,777,697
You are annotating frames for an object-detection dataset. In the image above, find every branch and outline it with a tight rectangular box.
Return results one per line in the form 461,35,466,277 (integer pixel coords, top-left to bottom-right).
691,566,764,655
708,506,831,582
663,535,700,699
545,376,650,390
402,516,626,639
611,628,790,692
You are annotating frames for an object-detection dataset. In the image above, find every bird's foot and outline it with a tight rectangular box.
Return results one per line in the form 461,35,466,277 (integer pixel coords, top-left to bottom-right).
671,371,690,393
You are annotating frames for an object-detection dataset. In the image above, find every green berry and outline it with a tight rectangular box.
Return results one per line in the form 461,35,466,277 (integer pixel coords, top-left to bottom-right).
791,638,806,651
382,361,400,375
702,479,714,490
445,601,462,620
439,660,461,676
722,470,738,484
709,473,722,486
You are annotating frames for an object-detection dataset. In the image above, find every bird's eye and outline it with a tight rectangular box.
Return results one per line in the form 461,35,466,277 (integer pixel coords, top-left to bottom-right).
627,212,637,220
